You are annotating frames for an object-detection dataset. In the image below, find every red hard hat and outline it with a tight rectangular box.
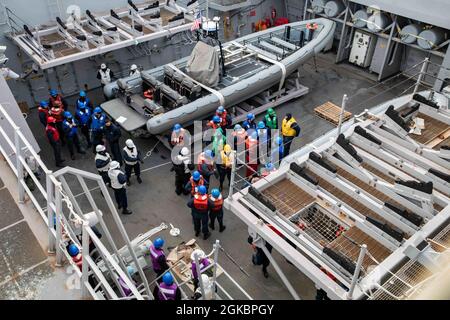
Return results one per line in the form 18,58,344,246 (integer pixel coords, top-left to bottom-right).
47,116,56,124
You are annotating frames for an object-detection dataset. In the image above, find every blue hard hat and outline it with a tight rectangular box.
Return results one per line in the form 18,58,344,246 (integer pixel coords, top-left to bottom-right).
126,266,135,276
173,124,182,132
40,100,48,107
94,107,102,114
205,149,214,159
258,121,265,129
266,163,274,171
211,188,221,198
68,244,79,257
162,272,174,286
234,124,242,131
276,137,283,145
213,115,221,124
64,111,72,119
198,185,207,195
79,90,86,97
153,237,164,249
192,171,201,181
50,89,58,97
217,106,225,113
247,113,255,121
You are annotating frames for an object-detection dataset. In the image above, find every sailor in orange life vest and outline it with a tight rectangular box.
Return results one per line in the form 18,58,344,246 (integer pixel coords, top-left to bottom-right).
187,185,213,240
67,243,82,270
215,106,232,129
170,123,187,147
49,99,66,146
149,237,170,278
207,115,223,130
45,116,65,167
246,131,259,179
153,272,181,301
209,189,226,232
48,89,68,110
185,171,207,197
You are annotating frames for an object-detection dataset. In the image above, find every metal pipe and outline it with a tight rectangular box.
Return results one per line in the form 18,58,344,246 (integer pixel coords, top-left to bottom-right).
81,222,90,299
228,150,237,200
46,173,56,254
347,244,367,300
194,252,206,299
14,128,25,203
258,237,300,300
212,240,220,299
336,94,348,138
55,185,64,266
413,58,429,95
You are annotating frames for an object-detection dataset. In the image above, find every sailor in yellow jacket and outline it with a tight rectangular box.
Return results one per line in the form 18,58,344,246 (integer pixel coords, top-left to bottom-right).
281,113,301,157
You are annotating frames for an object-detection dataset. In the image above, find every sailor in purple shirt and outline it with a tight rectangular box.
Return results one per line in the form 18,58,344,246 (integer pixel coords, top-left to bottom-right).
118,266,136,297
191,249,211,290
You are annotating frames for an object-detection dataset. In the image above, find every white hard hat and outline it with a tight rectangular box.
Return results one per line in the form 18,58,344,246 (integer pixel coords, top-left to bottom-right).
201,274,211,287
96,144,106,153
109,161,120,170
100,63,106,69
180,147,190,156
130,64,138,71
191,249,206,261
125,139,135,148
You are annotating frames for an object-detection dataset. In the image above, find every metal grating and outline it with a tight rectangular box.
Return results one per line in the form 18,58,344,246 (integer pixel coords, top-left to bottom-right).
370,260,433,300
262,179,315,218
328,227,392,271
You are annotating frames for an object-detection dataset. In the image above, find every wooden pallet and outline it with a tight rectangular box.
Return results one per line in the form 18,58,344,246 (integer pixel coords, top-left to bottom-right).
314,101,352,125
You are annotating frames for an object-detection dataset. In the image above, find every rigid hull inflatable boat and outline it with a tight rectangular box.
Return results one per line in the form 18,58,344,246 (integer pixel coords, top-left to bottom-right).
104,18,336,134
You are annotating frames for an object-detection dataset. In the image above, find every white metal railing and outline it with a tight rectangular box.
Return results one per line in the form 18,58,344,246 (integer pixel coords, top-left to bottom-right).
0,103,147,300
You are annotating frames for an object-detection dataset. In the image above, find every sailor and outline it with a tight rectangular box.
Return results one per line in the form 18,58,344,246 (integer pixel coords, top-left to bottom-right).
217,144,233,191
207,115,222,130
261,162,277,177
209,188,226,232
123,139,143,185
212,127,226,157
62,111,85,160
129,64,141,77
190,249,211,290
246,131,259,179
248,235,272,278
48,89,68,110
170,123,187,147
153,272,181,301
149,237,170,278
215,106,232,129
38,100,49,126
76,90,93,113
95,144,112,186
171,147,194,196
105,119,123,166
281,113,300,157
75,104,92,148
232,124,247,164
264,108,278,130
257,121,270,157
67,243,82,271
49,99,66,146
242,113,257,131
185,171,206,197
192,274,215,300
97,63,114,87
187,185,213,240
118,266,136,297
197,149,216,185
90,107,106,153
108,161,132,215
45,116,65,168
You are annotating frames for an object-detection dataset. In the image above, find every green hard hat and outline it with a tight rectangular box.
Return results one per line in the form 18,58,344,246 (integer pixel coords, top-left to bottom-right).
267,108,275,115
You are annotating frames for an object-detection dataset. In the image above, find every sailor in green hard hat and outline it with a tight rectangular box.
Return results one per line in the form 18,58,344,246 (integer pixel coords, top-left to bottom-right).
264,108,278,130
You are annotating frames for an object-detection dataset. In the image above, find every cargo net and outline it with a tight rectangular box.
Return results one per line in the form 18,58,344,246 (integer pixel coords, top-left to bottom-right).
367,223,450,300
290,205,345,246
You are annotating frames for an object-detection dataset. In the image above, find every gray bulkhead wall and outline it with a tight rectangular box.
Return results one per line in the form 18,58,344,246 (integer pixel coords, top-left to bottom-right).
0,0,287,108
